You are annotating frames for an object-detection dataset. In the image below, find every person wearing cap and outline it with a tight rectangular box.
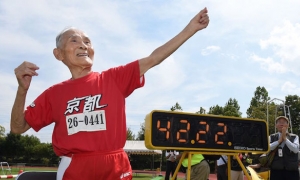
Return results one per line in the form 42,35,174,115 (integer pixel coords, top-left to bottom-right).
269,116,299,180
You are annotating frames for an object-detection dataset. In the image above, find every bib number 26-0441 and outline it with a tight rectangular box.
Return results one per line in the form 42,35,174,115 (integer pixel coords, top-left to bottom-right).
66,110,106,135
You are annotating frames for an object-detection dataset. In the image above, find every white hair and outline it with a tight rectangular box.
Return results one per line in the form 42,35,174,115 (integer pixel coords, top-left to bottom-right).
55,26,77,48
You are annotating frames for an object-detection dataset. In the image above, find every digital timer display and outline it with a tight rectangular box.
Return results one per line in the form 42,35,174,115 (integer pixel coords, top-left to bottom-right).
145,110,269,153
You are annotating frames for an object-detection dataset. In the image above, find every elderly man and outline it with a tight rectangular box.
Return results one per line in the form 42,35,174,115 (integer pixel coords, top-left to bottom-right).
10,7,209,180
269,116,299,180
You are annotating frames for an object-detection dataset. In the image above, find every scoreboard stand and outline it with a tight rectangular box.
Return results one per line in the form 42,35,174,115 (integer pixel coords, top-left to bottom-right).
144,110,270,180
172,151,254,180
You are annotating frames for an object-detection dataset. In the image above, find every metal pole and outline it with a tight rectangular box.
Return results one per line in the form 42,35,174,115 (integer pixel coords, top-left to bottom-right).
266,100,269,124
283,103,286,117
267,98,286,133
286,105,293,133
275,105,278,133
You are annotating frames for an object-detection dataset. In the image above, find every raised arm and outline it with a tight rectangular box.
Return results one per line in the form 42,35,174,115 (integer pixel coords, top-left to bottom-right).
139,7,209,76
10,61,39,134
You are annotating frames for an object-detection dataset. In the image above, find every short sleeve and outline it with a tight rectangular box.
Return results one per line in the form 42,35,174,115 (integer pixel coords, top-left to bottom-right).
107,60,144,98
24,88,53,132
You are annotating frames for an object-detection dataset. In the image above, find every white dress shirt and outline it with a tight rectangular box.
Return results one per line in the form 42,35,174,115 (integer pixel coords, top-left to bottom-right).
269,132,299,153
217,155,228,166
166,150,179,161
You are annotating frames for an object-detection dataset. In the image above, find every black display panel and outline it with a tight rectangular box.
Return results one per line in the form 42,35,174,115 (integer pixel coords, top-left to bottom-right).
145,111,269,153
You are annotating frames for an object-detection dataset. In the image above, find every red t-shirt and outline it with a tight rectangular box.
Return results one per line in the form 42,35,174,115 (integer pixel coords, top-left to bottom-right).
25,60,144,156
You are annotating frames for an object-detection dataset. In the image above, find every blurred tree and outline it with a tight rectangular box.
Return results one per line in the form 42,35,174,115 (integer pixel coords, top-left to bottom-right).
195,107,206,114
20,134,41,162
126,127,135,140
44,143,59,166
223,98,242,117
285,95,300,135
136,122,145,140
0,136,4,160
2,133,23,160
246,86,270,119
41,157,50,166
246,86,278,134
0,126,5,159
32,143,53,163
208,98,241,117
0,125,5,137
208,105,223,115
170,102,182,111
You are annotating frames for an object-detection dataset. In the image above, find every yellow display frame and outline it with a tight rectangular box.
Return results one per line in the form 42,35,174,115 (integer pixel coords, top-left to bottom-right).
145,110,270,153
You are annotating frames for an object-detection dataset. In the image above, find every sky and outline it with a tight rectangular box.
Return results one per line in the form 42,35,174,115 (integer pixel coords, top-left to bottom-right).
0,0,300,143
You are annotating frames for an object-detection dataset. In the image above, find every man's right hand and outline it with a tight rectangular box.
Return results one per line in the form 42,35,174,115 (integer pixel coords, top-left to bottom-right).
14,61,39,91
281,126,287,140
11,61,37,134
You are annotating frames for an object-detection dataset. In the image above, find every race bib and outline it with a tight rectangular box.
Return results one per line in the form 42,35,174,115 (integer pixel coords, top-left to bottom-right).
66,110,107,135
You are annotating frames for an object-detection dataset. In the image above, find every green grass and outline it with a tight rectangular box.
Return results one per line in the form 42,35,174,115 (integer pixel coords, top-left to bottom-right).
3,167,184,180
132,174,184,180
1,167,57,180
133,174,162,180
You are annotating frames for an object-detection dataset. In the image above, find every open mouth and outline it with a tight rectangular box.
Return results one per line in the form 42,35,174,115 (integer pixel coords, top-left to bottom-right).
77,53,89,57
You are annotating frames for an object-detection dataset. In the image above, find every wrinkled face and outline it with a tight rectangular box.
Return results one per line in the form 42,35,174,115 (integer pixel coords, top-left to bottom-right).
57,29,94,68
276,118,289,132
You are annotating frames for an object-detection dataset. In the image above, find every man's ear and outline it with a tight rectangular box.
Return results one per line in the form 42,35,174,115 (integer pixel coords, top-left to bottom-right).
53,48,63,61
